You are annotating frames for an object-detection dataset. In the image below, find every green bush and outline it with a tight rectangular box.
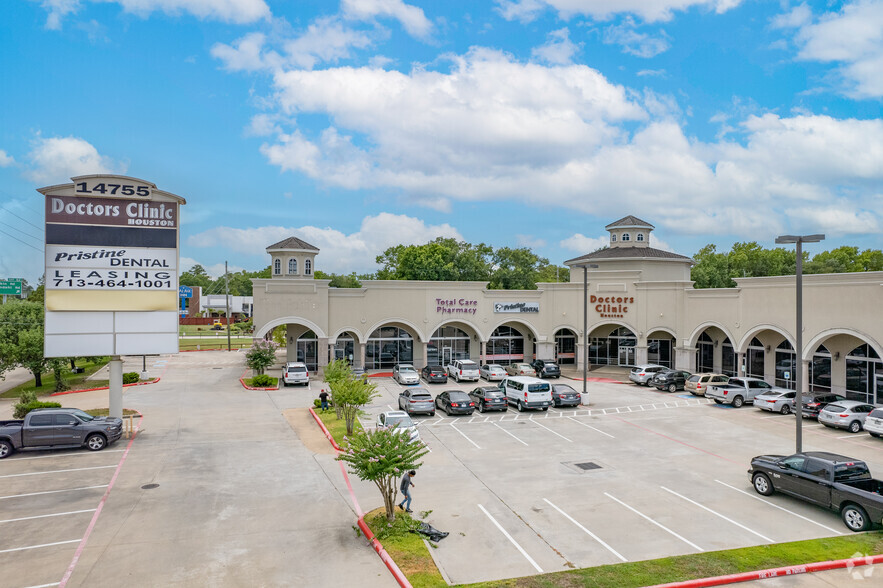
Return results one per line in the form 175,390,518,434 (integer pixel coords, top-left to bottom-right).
313,398,334,408
250,374,274,387
13,401,63,419
18,390,38,405
122,372,140,384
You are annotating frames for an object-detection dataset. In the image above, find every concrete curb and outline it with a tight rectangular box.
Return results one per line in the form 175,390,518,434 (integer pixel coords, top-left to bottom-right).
239,369,280,391
49,378,161,397
308,407,412,588
647,553,883,587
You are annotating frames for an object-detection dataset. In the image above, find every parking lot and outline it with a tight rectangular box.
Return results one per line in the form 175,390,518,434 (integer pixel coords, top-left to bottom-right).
363,375,883,585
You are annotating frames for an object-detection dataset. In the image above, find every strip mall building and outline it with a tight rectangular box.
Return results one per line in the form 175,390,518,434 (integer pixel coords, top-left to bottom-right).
252,216,883,405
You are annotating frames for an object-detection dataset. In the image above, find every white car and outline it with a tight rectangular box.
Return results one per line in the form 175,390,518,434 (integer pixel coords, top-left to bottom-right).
392,364,419,385
479,364,506,381
376,411,421,443
753,390,797,414
282,362,309,386
447,359,480,382
865,408,883,438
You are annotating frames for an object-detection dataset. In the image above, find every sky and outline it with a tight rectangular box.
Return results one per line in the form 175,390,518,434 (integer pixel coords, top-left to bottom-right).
1,0,881,285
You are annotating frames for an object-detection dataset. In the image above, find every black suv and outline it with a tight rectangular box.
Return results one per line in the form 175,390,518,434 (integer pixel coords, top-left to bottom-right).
530,359,560,379
795,393,847,418
651,369,692,393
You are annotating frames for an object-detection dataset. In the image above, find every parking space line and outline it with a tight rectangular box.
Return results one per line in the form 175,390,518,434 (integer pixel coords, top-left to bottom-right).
493,422,528,446
543,498,627,562
661,486,773,543
604,493,703,551
477,504,543,573
0,485,109,500
529,417,572,442
836,434,858,439
22,583,61,588
4,450,125,462
0,539,82,554
0,465,117,479
566,417,614,438
714,480,843,535
0,509,97,525
449,424,480,449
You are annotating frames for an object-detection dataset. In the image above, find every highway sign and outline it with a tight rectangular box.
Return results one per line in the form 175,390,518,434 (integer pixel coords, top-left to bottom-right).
0,279,23,296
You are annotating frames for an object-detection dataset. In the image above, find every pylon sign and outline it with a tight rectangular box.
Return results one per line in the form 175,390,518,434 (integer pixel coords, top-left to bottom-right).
40,175,186,357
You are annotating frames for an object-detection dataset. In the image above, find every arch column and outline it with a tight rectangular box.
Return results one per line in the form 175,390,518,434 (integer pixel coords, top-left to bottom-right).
737,352,746,376
479,341,486,364
635,345,648,366
318,338,329,369
676,346,696,372
358,343,366,369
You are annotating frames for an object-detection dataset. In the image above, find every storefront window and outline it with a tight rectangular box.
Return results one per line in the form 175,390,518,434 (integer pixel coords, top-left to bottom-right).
589,327,636,366
722,341,735,376
697,332,713,373
487,326,525,365
648,338,672,367
747,337,765,379
810,344,831,393
366,326,413,369
555,329,576,365
296,330,318,372
845,343,880,403
428,326,470,366
775,340,796,389
332,332,355,365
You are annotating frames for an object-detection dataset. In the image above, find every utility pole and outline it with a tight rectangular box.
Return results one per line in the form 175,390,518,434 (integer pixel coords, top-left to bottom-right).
225,261,232,352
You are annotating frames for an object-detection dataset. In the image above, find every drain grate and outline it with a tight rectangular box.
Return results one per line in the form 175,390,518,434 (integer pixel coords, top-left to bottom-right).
574,462,601,471
141,483,160,490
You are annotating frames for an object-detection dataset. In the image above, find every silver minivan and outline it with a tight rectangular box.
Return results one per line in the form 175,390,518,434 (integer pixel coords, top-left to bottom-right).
501,376,552,412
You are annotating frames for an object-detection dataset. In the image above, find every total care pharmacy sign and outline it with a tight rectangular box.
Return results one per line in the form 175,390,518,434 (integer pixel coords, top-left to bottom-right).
40,175,186,357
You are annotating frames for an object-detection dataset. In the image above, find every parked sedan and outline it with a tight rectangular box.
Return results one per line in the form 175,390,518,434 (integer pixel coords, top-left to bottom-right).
651,369,692,392
376,411,421,443
392,364,420,385
795,393,847,419
628,364,666,386
468,386,507,412
479,363,507,381
865,408,883,438
753,390,797,415
398,387,435,416
505,363,536,377
421,365,448,383
551,383,581,407
435,390,475,416
819,401,876,433
531,359,561,379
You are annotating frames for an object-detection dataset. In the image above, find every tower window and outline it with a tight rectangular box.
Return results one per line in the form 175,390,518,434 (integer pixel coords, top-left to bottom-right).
636,233,644,242
611,234,617,242
621,233,630,242
305,259,312,275
273,259,281,275
288,259,297,274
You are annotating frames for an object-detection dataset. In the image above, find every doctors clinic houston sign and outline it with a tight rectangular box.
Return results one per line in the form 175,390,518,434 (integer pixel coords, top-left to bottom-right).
40,175,186,357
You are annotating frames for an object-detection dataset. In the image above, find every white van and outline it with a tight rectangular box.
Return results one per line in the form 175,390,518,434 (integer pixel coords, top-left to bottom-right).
501,376,552,412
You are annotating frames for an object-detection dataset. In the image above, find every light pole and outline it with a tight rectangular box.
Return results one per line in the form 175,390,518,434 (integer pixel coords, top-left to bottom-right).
775,234,824,453
581,263,599,403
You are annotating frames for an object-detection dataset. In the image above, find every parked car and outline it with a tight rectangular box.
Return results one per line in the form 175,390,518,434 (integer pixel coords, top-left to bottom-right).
447,359,480,382
685,373,729,396
421,365,448,383
753,390,797,415
376,411,420,443
0,408,123,458
706,377,787,408
392,364,420,385
435,390,475,416
398,387,435,416
531,359,561,379
795,393,848,419
502,376,552,412
748,451,883,531
819,401,876,433
865,408,883,438
651,369,692,393
551,383,581,407
505,363,536,377
468,386,507,413
479,363,507,381
282,362,310,386
628,364,666,386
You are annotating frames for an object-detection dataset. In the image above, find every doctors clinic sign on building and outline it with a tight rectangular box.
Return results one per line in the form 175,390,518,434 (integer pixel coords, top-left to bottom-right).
592,295,634,319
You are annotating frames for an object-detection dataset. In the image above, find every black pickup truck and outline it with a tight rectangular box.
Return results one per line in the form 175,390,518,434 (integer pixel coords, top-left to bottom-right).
0,408,123,459
749,451,883,532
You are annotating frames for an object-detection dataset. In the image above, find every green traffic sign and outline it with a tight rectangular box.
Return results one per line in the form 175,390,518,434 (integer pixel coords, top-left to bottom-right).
0,279,23,295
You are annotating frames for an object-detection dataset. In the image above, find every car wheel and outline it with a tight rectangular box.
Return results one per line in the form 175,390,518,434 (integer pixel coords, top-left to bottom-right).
445,406,451,416
732,396,744,408
842,504,871,532
85,434,107,451
752,473,774,496
430,411,435,417
668,384,677,393
0,439,12,459
713,399,723,404
542,407,548,411
848,421,862,434
477,402,484,413
517,401,524,412
780,404,792,415
869,432,880,438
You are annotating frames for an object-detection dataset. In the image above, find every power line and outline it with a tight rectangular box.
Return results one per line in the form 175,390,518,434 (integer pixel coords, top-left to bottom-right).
0,228,43,253
0,220,42,243
0,205,43,233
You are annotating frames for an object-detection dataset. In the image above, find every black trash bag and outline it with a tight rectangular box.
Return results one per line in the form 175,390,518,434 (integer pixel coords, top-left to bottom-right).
412,522,449,542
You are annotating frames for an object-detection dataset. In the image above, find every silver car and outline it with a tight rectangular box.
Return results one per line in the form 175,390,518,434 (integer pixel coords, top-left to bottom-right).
376,411,421,443
629,364,665,386
818,401,876,433
398,387,435,416
392,364,419,385
479,363,506,381
864,408,883,438
753,390,797,415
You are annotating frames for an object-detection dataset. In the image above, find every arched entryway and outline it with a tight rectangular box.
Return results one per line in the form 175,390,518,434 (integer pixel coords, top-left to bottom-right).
646,329,675,368
554,328,577,365
428,322,478,366
691,325,736,376
588,325,637,366
330,330,359,365
365,325,415,369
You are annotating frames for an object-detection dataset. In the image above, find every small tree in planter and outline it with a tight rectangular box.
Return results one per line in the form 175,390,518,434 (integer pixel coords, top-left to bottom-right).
245,339,278,375
337,428,428,522
323,358,351,419
331,375,378,435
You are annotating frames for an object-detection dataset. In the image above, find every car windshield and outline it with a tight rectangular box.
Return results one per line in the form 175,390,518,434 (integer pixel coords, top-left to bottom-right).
555,385,576,393
386,415,414,428
70,409,95,422
399,366,416,372
487,364,503,370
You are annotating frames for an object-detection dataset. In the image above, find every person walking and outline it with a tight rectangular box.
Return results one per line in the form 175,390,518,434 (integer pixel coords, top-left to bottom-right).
318,389,329,412
397,470,416,513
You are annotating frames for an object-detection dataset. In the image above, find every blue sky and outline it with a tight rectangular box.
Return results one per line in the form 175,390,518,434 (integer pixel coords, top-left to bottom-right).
1,0,881,284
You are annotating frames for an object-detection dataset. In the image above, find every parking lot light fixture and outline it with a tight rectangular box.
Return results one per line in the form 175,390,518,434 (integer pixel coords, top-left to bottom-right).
775,234,825,453
578,263,599,402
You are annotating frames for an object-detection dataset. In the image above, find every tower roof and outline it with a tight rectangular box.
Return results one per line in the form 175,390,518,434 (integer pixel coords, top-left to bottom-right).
266,237,320,252
564,246,693,266
605,215,654,230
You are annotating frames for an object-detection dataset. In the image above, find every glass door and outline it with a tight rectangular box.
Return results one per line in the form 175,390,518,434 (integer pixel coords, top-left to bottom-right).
443,347,452,366
618,346,635,366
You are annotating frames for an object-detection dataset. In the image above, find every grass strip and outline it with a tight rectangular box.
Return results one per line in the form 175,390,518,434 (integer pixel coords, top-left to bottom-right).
1,358,110,399
244,376,279,388
316,409,362,444
462,532,883,587
84,408,140,417
362,507,447,588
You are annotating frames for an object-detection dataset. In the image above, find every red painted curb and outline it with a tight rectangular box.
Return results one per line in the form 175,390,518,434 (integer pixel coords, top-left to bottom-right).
309,407,342,452
49,378,161,396
647,553,883,588
366,372,394,378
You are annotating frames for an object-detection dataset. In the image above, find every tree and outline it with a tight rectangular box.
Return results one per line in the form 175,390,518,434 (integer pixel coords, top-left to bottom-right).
376,238,493,281
245,339,278,375
489,247,549,290
331,375,379,435
0,301,49,387
535,263,570,283
315,270,366,288
691,244,735,288
179,264,213,291
337,427,429,522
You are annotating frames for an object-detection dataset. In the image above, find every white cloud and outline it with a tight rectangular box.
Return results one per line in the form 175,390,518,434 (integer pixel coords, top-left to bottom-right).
0,150,15,167
774,0,883,98
603,18,671,57
496,0,742,24
25,135,126,183
516,234,547,248
560,233,608,252
186,213,463,273
37,0,81,30
341,0,432,39
532,28,580,65
211,32,280,72
637,69,667,77
38,0,270,28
